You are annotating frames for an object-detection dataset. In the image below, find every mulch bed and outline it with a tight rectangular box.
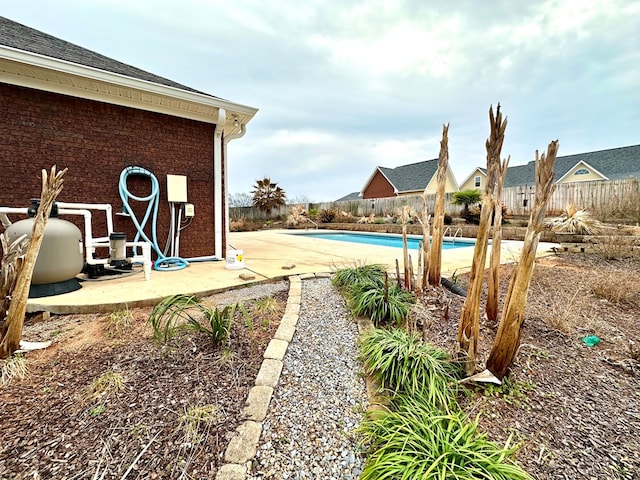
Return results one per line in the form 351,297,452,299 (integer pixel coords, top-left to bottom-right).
417,253,640,480
1,254,639,479
0,290,286,479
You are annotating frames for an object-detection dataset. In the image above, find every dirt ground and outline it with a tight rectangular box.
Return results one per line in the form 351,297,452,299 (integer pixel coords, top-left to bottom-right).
420,253,640,480
0,286,288,479
1,253,639,479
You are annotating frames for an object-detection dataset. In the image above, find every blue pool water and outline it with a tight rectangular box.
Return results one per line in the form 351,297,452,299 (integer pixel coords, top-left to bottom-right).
292,232,475,250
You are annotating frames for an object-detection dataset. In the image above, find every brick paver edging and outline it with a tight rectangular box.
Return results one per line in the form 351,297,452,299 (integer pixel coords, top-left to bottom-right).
215,272,331,480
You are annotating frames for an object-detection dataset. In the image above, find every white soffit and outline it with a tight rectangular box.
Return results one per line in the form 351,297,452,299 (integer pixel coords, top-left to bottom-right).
0,45,257,127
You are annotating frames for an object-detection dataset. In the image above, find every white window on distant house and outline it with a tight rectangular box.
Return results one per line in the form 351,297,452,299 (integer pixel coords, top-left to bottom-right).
474,176,481,187
574,168,590,175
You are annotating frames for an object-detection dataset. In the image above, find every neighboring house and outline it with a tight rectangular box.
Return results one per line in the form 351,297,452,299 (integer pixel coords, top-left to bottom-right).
459,167,488,192
460,144,640,191
0,16,257,259
335,192,361,202
360,159,459,200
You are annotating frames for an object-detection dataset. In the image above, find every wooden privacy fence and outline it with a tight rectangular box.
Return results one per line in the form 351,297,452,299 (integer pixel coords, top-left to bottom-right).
230,179,640,223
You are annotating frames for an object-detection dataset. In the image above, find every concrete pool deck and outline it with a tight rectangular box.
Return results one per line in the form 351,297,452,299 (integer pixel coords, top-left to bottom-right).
27,229,559,314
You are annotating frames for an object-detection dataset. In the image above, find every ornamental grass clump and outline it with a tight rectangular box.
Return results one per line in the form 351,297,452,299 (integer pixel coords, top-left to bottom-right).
546,203,602,234
148,294,233,346
331,263,386,290
359,328,458,410
347,280,414,326
358,327,532,479
359,394,532,480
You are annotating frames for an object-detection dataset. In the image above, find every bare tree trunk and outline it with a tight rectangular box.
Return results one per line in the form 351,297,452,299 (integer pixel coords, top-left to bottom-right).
487,141,558,379
1,235,28,337
457,105,506,375
486,155,510,324
420,193,431,289
428,124,450,286
401,206,410,290
0,167,66,358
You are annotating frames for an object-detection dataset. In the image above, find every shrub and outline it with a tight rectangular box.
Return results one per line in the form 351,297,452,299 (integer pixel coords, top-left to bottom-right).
148,294,233,346
359,394,532,480
546,204,602,234
359,328,458,408
331,263,386,290
347,280,414,327
319,208,336,223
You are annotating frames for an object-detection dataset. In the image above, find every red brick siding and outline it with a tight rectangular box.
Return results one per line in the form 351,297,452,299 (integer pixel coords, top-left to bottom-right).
362,170,396,199
0,83,221,259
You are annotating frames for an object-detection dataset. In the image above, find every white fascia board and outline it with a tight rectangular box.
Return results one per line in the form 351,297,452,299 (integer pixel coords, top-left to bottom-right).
555,160,609,183
459,167,486,189
0,45,258,123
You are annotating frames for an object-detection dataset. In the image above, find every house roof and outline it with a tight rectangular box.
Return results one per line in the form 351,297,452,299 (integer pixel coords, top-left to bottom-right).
335,191,361,202
374,159,440,194
0,16,257,128
552,144,640,181
475,144,640,188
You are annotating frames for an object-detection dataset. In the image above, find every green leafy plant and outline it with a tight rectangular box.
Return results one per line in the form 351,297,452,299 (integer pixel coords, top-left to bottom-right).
359,394,532,480
331,263,386,290
148,294,233,346
452,189,482,223
359,328,458,409
481,377,535,406
187,304,235,345
347,281,414,327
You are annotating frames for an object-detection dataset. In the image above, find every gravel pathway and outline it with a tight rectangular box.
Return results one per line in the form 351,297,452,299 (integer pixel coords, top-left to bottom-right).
249,278,367,479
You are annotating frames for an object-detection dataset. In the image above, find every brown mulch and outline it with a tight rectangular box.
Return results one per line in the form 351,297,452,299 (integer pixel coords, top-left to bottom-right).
0,288,287,479
417,253,640,480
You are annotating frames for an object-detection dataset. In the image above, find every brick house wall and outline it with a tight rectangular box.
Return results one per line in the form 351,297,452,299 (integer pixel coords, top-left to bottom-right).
362,170,395,199
0,83,222,259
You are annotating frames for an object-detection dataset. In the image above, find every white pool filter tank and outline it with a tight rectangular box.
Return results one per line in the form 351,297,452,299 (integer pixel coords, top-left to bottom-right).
5,202,84,297
225,249,245,270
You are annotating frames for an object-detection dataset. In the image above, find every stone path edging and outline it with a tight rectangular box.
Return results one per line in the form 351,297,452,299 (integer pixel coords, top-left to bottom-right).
215,272,332,480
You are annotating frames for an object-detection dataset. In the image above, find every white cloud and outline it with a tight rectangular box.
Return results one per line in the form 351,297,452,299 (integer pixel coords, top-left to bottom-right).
4,0,640,201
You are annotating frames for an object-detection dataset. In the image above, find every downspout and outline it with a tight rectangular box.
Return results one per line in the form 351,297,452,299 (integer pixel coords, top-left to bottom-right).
223,121,247,259
213,108,226,258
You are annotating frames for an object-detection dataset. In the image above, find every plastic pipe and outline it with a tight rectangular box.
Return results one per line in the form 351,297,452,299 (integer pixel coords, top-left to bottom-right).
56,202,114,237
0,207,29,227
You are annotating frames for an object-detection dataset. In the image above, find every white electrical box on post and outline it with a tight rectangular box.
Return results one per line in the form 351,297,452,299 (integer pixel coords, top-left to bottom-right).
167,175,188,203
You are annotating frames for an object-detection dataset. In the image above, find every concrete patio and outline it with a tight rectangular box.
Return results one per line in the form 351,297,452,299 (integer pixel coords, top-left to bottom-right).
26,229,559,314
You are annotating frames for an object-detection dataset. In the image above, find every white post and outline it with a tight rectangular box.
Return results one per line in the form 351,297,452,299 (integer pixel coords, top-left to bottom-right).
213,108,226,258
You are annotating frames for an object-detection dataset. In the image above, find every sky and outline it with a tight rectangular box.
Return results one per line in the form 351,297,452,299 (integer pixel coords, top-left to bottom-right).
4,0,640,202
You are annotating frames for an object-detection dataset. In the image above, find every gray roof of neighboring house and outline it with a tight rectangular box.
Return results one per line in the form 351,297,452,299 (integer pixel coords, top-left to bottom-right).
335,191,361,202
495,144,640,188
0,16,212,97
378,158,439,193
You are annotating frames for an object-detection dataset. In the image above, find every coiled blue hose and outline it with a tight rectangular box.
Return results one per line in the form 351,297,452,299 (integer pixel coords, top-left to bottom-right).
118,166,188,271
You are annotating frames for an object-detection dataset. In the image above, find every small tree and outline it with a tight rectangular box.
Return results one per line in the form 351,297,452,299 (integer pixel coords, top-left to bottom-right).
487,141,559,379
251,177,286,218
457,105,506,375
428,123,450,287
1,166,66,358
452,189,482,222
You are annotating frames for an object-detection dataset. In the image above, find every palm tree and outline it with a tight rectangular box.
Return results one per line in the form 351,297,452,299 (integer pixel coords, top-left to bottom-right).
251,177,286,218
452,189,482,222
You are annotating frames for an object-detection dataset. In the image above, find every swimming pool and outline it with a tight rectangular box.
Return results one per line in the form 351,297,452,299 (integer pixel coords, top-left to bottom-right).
291,231,475,250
